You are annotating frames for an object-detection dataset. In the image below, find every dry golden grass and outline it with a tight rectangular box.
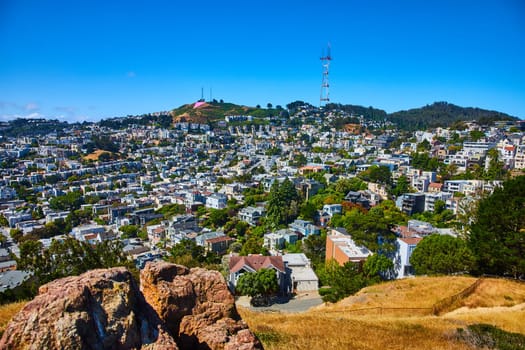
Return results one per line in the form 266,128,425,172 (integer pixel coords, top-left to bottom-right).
240,276,525,350
0,301,26,336
83,149,113,161
444,304,525,334
239,308,471,350
461,278,525,308
321,276,476,312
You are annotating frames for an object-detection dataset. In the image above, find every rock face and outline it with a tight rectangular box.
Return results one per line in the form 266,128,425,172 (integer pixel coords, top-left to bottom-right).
0,262,262,350
0,267,177,350
140,261,262,350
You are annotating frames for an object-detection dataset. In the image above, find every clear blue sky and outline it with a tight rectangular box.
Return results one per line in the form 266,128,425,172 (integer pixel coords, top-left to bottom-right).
1,0,524,122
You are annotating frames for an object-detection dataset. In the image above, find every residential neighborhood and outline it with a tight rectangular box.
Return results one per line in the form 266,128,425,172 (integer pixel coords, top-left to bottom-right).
0,101,524,305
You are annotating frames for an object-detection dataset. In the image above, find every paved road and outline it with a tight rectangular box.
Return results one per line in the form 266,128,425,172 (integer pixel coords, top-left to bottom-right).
236,291,324,313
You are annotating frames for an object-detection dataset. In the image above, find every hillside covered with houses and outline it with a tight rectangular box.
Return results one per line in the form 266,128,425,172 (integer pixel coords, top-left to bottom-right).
0,100,524,304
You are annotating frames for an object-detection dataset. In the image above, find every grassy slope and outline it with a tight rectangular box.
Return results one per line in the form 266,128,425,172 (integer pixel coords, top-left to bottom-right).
2,277,524,347
0,301,26,337
239,276,525,350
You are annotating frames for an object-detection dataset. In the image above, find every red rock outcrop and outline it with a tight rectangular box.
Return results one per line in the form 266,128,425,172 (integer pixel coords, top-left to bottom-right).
140,261,262,350
0,267,177,350
0,262,262,350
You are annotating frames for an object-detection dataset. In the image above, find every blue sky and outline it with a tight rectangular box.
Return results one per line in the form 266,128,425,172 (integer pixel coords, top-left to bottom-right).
1,0,524,122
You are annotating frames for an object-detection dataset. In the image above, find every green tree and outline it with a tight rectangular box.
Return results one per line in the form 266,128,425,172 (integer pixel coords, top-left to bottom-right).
17,237,134,286
469,130,485,141
205,208,229,229
340,202,403,254
390,175,410,197
363,253,395,281
49,191,84,211
410,234,475,275
318,260,367,303
17,240,51,283
9,228,23,243
119,224,140,238
236,268,279,305
290,153,307,167
299,201,318,221
0,214,8,227
433,199,446,214
484,148,507,181
358,165,392,185
334,177,367,194
265,178,300,228
167,239,208,268
416,139,431,152
468,176,525,278
239,235,267,256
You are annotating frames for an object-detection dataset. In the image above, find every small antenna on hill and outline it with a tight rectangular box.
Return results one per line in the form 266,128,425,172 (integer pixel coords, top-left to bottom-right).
199,87,204,102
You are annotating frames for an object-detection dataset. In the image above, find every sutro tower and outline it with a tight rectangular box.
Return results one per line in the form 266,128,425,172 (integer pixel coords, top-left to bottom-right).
320,43,332,107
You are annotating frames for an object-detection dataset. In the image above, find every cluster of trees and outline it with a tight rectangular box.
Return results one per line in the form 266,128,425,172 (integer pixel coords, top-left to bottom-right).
99,113,172,130
3,237,134,303
317,253,394,303
409,150,508,182
10,207,94,243
331,201,406,253
166,239,221,269
357,165,392,186
410,176,525,279
388,102,516,130
49,191,84,211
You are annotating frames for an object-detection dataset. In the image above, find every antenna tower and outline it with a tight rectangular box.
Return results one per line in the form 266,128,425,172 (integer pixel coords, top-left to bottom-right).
320,43,332,107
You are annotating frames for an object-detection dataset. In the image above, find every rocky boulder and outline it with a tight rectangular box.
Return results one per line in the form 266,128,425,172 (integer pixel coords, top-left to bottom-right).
0,262,262,350
0,267,177,350
141,261,262,350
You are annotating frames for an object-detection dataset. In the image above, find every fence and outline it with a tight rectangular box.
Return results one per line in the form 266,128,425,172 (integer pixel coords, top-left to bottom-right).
431,278,483,316
323,306,433,317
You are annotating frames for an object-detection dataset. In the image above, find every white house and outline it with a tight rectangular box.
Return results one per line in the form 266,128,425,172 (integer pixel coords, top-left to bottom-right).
72,224,106,241
205,193,228,210
321,204,342,217
394,236,422,279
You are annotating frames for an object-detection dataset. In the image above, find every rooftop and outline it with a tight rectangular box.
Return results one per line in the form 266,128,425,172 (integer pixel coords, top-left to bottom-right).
229,255,285,273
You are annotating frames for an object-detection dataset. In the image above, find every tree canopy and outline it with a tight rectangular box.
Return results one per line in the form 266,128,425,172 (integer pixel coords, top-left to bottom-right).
16,236,133,288
410,234,475,275
468,176,525,278
265,178,300,228
236,268,279,305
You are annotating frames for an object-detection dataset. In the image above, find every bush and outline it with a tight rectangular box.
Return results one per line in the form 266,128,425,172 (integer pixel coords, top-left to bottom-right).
456,324,525,350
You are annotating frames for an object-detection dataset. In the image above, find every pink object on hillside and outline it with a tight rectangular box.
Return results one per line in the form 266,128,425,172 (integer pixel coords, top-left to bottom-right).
194,101,206,108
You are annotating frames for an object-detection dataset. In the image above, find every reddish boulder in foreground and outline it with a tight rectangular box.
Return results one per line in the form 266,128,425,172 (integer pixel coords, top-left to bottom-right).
0,262,262,350
141,261,263,350
0,267,177,350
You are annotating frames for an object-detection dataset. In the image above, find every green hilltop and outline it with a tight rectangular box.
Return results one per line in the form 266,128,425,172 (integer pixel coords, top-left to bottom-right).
170,101,284,124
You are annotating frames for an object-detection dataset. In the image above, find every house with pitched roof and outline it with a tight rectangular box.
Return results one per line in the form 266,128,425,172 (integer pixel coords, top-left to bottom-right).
228,255,290,294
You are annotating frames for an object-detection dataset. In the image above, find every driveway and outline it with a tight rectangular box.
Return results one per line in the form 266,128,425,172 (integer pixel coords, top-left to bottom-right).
236,291,324,313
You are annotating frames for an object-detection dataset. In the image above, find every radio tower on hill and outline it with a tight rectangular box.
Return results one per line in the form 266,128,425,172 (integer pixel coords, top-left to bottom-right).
320,43,332,107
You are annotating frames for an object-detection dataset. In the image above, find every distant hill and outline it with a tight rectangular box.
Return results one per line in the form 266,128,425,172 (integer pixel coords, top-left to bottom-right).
0,118,70,137
170,101,283,124
0,101,519,136
387,101,518,130
325,102,388,121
